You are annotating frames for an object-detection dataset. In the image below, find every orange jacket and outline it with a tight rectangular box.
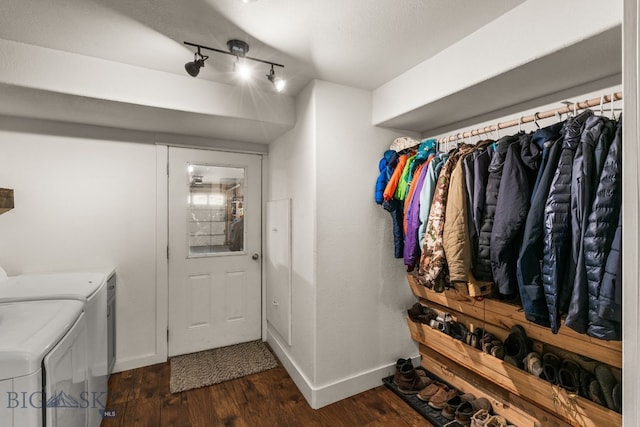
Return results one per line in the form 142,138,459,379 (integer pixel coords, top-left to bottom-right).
383,154,408,201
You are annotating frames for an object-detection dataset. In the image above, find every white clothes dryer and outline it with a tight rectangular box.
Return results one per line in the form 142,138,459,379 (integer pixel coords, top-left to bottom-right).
0,299,88,427
0,271,110,427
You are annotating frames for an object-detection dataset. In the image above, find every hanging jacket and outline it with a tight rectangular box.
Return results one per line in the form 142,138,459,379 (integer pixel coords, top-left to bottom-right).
491,132,541,296
564,115,614,332
462,140,494,267
471,142,495,267
395,154,417,200
516,123,563,327
404,160,432,268
374,150,397,204
383,154,408,202
443,150,475,283
584,119,622,340
404,160,428,232
542,109,593,334
418,155,446,246
597,209,622,325
418,145,473,290
383,199,404,258
474,134,520,282
404,146,436,232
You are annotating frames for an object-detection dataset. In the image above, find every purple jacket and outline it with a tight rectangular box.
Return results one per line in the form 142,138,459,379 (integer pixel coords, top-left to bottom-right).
403,160,431,268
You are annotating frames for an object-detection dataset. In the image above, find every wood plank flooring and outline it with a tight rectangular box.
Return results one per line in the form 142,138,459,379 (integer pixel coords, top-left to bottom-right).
101,353,433,427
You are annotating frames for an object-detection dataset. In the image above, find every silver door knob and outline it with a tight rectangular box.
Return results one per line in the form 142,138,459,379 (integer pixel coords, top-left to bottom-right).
252,253,259,260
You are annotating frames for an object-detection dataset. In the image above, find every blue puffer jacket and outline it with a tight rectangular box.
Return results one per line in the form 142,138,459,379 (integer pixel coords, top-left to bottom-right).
375,150,397,204
542,110,592,334
583,119,622,340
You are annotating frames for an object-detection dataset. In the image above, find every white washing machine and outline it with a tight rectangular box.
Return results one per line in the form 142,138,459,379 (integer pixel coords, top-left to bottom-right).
0,299,88,427
0,271,110,427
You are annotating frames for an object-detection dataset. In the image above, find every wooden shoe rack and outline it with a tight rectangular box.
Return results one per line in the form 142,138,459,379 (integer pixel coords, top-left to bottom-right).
406,274,622,427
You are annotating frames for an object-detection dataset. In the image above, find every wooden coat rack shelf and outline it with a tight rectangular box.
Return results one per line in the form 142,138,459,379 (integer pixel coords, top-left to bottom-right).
406,275,622,427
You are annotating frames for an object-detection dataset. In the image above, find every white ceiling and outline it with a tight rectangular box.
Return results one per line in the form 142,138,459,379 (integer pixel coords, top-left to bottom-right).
0,0,523,95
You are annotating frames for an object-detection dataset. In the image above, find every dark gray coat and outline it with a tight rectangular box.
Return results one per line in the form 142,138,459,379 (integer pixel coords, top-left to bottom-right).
564,115,616,332
583,119,622,340
542,110,592,334
474,135,519,282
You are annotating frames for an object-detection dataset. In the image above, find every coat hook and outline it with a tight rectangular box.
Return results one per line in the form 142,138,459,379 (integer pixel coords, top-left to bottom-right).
533,112,541,129
610,92,615,119
600,95,605,116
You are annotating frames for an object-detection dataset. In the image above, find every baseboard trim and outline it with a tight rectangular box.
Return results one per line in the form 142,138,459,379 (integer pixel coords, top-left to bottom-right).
267,327,315,406
112,352,166,373
267,326,420,409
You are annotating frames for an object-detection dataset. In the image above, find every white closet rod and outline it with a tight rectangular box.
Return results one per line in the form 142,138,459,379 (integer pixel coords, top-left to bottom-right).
437,91,623,145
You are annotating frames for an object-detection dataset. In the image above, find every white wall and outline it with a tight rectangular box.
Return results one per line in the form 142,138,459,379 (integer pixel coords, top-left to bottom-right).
0,123,160,370
313,81,418,405
267,79,420,408
266,82,318,397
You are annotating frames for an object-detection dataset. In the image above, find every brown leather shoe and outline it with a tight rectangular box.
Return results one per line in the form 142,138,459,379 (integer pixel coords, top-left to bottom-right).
416,381,448,401
393,359,428,385
428,388,458,410
396,362,430,394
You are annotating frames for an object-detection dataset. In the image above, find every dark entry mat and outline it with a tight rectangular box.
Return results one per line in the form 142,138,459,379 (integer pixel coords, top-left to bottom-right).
382,367,466,427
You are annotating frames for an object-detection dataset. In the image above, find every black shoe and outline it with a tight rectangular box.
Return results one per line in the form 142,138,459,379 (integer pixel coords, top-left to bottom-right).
579,370,595,399
504,325,530,364
558,360,581,393
595,364,618,411
542,353,561,385
449,321,468,342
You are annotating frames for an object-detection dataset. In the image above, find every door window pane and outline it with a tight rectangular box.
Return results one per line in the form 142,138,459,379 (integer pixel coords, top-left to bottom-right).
187,164,245,257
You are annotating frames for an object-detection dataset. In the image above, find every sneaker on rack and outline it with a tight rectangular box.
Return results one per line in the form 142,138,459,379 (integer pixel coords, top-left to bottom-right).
441,393,475,420
485,415,507,427
470,409,490,427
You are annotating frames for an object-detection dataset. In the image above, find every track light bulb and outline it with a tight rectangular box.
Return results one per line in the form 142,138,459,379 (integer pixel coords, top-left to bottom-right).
266,66,286,92
274,78,286,92
235,59,252,80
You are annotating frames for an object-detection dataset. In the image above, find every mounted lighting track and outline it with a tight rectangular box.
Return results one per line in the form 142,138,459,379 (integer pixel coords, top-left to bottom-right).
183,40,286,91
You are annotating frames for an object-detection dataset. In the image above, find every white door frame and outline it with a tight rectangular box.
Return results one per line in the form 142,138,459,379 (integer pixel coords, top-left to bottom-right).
154,144,268,363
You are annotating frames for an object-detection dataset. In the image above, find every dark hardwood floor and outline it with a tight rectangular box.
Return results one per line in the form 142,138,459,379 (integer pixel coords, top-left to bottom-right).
100,353,433,427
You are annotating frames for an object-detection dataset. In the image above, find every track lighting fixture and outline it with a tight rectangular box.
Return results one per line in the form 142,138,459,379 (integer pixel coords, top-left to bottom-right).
184,47,209,77
266,65,286,92
184,40,286,92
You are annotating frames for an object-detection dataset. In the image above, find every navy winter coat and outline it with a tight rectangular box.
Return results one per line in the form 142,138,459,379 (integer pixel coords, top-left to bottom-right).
491,133,541,296
516,123,563,326
583,119,622,340
542,110,592,333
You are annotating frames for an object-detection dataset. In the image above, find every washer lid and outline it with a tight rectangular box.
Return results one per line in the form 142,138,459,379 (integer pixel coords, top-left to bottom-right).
0,272,106,301
0,299,84,380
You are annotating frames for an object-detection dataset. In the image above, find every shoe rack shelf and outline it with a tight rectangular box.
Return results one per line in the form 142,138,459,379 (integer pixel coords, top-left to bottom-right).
406,275,622,427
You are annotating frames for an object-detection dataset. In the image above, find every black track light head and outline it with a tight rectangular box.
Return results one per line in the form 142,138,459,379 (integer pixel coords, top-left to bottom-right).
185,59,205,77
184,50,208,77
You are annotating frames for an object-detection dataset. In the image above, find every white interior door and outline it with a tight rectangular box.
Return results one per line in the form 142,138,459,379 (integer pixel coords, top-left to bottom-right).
168,147,262,357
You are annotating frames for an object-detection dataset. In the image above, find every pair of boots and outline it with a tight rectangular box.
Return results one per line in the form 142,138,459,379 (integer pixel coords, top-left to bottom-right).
393,358,431,394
